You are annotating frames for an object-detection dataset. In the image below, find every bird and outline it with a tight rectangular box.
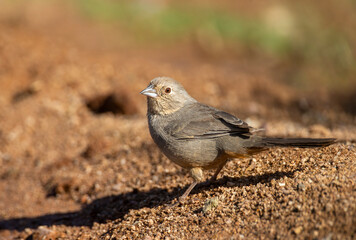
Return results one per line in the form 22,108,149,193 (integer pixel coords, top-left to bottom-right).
140,77,335,203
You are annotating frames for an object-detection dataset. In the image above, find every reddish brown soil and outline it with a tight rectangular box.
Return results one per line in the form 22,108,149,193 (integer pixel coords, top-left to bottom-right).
0,6,355,240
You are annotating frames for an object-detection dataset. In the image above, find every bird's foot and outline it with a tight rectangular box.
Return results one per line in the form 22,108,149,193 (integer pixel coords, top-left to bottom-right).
166,201,180,208
166,196,186,208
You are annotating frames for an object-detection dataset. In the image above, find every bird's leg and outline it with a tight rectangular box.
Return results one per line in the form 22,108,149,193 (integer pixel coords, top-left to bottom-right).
178,180,198,202
178,167,203,203
209,159,228,182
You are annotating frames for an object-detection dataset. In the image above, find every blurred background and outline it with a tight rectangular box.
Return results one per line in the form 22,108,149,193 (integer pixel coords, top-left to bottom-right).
1,0,355,116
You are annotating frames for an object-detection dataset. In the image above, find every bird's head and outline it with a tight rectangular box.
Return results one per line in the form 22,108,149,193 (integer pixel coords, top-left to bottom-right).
140,77,195,115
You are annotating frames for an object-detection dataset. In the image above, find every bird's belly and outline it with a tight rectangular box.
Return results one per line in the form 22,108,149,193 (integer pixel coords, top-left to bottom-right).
148,116,223,169
167,140,220,168
155,135,220,169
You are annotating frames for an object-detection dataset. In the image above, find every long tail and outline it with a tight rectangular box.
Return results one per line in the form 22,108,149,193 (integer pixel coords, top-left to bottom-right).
262,137,336,148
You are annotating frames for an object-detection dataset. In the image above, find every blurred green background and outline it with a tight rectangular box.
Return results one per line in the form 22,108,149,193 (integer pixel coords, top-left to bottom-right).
2,0,356,101
74,0,356,91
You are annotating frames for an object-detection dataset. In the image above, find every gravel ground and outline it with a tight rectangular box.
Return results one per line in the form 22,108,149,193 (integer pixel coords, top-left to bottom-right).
0,9,355,240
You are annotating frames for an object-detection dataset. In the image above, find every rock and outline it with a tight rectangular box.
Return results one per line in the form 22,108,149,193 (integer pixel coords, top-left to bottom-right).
293,226,303,235
297,183,306,191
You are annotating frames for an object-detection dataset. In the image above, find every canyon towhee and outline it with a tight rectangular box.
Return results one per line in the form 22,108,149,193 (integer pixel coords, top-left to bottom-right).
140,77,335,203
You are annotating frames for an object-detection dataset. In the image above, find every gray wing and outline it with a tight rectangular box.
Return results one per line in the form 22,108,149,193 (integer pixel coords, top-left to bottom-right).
165,104,252,140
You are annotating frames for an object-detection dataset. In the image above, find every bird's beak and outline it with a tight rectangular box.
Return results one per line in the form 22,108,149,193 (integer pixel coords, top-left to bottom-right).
140,85,158,98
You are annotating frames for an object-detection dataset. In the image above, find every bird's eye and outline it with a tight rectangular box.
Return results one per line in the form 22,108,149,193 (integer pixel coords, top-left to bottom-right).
165,87,172,94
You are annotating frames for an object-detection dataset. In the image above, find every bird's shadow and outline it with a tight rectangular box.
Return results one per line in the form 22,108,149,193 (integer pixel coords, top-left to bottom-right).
0,169,300,232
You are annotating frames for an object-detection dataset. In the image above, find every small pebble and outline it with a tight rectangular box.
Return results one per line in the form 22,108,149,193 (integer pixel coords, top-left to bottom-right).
293,226,303,235
297,183,306,191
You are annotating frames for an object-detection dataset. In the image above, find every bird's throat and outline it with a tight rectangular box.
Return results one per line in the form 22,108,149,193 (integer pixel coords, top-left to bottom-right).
147,97,183,116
